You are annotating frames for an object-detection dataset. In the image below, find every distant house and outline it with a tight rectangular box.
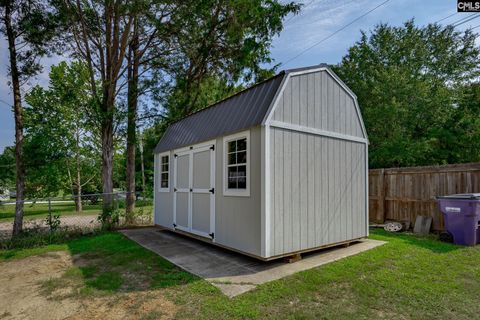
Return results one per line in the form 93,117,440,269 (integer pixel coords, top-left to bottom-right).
153,64,369,260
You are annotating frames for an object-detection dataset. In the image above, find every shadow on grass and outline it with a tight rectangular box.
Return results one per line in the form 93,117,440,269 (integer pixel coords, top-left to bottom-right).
370,228,462,253
63,232,199,294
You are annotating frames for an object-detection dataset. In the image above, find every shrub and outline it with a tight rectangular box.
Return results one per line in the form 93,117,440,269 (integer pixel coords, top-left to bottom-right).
98,207,120,231
0,227,98,250
45,214,61,232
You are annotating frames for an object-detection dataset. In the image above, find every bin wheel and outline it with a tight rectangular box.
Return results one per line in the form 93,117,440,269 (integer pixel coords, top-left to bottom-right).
439,231,453,243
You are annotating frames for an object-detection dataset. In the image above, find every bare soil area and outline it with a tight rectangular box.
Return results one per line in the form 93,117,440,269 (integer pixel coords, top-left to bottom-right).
0,251,176,320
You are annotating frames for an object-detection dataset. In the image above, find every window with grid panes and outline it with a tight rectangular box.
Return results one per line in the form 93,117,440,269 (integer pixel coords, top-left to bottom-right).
226,138,247,189
160,155,169,188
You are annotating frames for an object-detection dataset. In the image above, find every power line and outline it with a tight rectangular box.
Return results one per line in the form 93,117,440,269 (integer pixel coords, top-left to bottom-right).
289,0,361,28
471,23,480,30
281,0,391,67
435,12,458,24
450,13,480,27
449,13,476,26
284,0,319,25
0,98,12,107
452,15,480,29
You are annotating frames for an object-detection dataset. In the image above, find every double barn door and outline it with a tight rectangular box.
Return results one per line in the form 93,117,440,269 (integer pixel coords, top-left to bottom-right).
173,142,215,240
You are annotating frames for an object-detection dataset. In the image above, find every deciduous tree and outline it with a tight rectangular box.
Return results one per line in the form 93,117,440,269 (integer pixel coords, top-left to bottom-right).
24,61,100,208
57,0,137,216
334,20,480,168
0,0,61,235
123,0,298,220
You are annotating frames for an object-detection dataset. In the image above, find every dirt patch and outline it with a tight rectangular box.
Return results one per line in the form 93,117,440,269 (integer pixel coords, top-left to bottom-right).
0,251,177,320
0,252,80,319
71,252,103,267
66,292,176,320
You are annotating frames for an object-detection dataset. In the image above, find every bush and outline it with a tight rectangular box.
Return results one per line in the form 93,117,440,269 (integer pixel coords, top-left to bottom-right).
136,199,152,207
45,214,61,232
98,207,120,230
117,198,126,209
0,227,98,250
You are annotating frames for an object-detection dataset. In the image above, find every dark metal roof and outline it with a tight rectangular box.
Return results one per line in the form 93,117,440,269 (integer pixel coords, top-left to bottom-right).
154,65,326,153
154,73,285,153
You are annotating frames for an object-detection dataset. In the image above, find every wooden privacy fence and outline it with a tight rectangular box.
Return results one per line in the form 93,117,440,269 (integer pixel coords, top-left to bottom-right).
369,163,480,231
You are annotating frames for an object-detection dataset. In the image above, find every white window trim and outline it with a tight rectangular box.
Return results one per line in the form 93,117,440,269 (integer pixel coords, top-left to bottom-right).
223,130,250,197
158,151,170,192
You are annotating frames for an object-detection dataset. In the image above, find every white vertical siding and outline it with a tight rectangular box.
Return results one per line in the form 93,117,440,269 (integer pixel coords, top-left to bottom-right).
267,68,368,258
269,128,367,256
215,126,262,256
154,127,262,257
272,70,365,139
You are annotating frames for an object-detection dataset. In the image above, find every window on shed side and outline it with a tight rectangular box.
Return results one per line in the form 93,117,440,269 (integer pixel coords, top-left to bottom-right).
227,138,247,189
160,155,169,190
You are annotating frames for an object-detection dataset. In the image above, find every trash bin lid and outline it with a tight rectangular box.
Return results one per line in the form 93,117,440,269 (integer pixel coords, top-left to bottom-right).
436,193,480,200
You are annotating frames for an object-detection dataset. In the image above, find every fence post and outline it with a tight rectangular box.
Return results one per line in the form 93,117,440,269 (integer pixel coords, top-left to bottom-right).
377,169,386,223
115,193,119,211
47,198,52,232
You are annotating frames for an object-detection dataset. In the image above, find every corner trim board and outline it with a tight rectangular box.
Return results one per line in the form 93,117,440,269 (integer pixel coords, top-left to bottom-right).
365,143,369,237
264,125,271,257
153,154,157,225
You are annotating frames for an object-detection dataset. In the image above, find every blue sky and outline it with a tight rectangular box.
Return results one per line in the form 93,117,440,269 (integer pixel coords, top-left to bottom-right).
0,0,476,152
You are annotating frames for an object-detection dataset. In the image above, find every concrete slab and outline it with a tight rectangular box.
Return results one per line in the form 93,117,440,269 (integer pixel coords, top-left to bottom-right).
120,228,386,297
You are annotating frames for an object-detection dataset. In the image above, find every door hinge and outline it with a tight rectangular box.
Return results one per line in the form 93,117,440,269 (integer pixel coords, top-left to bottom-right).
210,145,215,151
209,188,215,194
209,232,214,239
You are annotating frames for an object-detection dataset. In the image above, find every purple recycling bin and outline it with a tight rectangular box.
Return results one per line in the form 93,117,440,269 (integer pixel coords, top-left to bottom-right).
437,194,480,246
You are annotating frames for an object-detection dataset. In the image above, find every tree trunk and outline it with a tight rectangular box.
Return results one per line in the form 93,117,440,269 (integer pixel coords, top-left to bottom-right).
5,2,25,236
101,102,114,214
125,20,139,223
100,78,115,215
73,0,133,222
75,127,82,212
139,133,146,195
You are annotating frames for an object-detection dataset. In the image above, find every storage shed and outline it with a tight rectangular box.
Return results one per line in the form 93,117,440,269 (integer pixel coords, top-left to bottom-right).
153,64,368,260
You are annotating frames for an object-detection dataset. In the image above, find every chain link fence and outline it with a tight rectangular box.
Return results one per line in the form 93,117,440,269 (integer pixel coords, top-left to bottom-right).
0,192,153,241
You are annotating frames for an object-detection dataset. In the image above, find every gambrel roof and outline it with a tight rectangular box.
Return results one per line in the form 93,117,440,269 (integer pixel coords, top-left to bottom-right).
154,63,365,153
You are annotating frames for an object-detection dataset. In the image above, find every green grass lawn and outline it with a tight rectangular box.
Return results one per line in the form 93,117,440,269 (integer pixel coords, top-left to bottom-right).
0,202,101,222
2,229,480,319
0,201,153,223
